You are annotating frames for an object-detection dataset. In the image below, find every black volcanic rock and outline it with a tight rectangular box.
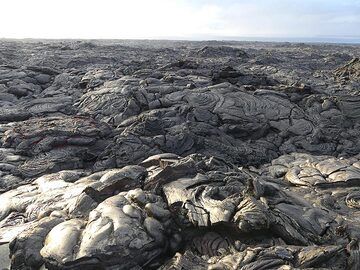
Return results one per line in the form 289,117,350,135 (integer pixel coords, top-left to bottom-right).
195,45,249,58
334,57,360,81
0,40,359,270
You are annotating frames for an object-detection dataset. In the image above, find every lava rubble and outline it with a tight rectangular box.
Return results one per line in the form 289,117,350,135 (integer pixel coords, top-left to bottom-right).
0,40,359,269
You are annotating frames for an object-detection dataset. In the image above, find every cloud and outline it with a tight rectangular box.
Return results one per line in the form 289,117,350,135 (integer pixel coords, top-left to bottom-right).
0,0,226,38
0,0,359,39
213,0,360,37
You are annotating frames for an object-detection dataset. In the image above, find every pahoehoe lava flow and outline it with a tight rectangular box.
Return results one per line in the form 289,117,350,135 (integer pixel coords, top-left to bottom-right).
0,39,360,269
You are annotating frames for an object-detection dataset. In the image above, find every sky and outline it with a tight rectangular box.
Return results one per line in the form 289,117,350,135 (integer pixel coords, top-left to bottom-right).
0,0,359,41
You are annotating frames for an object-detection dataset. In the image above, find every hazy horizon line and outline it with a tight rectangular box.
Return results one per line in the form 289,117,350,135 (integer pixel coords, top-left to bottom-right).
1,35,360,45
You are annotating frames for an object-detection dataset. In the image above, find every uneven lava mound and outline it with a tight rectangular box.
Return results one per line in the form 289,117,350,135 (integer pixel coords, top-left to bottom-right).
0,40,360,270
334,57,360,81
194,45,249,58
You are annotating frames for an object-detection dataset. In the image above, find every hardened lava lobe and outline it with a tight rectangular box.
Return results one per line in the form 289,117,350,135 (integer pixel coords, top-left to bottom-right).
0,39,360,269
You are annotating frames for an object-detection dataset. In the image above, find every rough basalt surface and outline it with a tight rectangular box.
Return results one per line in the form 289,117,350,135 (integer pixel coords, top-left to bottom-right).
0,39,360,269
